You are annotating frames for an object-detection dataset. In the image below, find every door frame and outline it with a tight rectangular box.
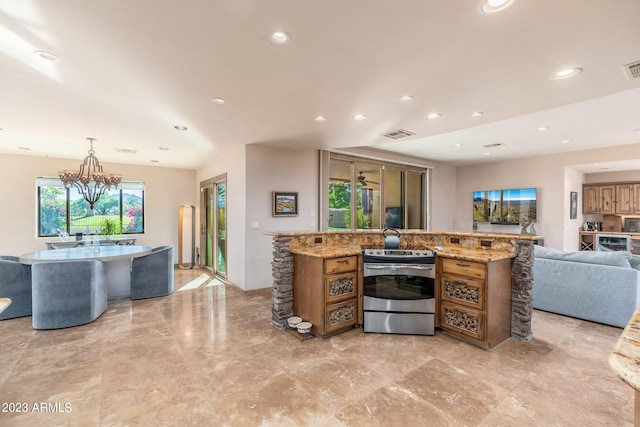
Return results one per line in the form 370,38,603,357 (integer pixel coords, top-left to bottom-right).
200,173,227,280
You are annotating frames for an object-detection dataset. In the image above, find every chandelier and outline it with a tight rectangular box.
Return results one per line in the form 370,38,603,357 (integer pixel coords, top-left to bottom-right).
58,138,122,209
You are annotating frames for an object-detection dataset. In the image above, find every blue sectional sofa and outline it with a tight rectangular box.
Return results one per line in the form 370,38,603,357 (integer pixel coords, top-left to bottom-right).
533,245,640,328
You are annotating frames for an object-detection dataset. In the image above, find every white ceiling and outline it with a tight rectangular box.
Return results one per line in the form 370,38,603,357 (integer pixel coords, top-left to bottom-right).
1,0,639,173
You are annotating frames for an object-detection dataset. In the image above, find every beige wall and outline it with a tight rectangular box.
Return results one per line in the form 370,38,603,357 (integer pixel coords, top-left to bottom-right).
455,142,640,251
245,145,319,290
0,153,197,256
196,143,247,289
12,140,639,292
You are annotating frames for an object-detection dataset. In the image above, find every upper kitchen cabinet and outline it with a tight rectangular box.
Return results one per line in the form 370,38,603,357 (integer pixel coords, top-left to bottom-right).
616,184,640,214
583,185,615,214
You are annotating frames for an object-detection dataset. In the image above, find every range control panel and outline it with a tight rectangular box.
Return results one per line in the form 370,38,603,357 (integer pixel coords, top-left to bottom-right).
363,249,435,257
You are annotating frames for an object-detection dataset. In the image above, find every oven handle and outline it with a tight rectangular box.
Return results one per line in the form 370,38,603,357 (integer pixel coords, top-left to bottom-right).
366,265,433,270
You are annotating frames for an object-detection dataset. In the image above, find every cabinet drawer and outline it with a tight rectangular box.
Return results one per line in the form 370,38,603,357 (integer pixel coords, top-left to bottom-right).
440,301,484,341
324,256,357,274
441,258,486,279
325,272,358,303
324,299,357,334
440,275,484,310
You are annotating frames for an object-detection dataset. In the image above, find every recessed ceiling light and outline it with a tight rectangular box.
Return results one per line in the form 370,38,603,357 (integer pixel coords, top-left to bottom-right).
454,143,463,147
315,115,326,122
174,125,188,131
471,111,484,117
400,95,414,102
210,98,226,104
482,152,491,156
536,126,549,131
353,114,367,121
550,68,583,80
479,0,517,14
425,113,442,120
269,31,291,44
159,147,170,151
34,50,59,61
17,146,31,150
560,140,571,144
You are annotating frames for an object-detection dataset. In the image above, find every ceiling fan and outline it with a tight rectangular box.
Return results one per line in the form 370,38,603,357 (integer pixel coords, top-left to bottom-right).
357,171,379,187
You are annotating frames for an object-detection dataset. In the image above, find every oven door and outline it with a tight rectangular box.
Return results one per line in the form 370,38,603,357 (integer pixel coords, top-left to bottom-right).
363,263,435,313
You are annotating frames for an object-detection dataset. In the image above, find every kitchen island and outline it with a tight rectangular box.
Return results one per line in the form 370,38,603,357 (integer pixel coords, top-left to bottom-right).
267,230,541,345
609,304,640,426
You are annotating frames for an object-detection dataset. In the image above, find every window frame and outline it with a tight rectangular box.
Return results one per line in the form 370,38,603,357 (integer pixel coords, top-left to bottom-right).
36,177,145,238
321,151,430,231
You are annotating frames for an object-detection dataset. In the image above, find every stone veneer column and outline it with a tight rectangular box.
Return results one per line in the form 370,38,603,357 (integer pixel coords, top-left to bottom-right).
271,236,294,329
511,240,534,341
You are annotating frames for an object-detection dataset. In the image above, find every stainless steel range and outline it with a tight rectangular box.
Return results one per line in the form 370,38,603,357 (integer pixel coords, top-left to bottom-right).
362,248,436,335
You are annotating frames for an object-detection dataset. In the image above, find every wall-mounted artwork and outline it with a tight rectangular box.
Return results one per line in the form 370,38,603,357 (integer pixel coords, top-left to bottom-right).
272,192,298,217
570,191,578,219
473,187,537,225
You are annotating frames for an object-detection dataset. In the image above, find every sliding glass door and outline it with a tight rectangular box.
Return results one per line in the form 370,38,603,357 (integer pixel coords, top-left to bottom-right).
200,174,227,280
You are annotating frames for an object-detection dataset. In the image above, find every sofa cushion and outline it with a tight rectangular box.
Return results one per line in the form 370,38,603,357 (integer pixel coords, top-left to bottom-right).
534,245,632,268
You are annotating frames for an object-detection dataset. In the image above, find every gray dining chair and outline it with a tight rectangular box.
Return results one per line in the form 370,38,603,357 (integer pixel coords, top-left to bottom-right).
0,256,32,320
130,246,174,300
32,260,107,329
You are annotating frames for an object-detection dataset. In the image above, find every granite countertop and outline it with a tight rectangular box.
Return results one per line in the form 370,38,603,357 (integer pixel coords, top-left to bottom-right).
266,229,542,241
434,247,514,262
609,306,640,391
289,246,363,258
580,231,640,237
0,298,11,314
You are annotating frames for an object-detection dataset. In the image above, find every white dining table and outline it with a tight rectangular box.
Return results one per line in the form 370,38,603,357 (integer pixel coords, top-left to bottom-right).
20,245,152,299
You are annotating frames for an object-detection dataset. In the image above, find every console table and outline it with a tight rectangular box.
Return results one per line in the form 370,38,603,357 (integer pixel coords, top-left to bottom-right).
45,237,136,249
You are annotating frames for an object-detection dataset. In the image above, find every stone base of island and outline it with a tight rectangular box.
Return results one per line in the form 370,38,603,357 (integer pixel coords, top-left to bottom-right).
266,230,540,349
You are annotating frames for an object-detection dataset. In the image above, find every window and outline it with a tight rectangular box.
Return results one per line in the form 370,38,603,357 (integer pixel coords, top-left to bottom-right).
323,152,429,231
37,177,145,237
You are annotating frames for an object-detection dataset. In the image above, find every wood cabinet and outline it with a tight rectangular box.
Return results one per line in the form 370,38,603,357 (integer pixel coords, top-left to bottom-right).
579,232,595,251
293,254,361,337
437,256,512,349
615,184,640,214
583,184,615,214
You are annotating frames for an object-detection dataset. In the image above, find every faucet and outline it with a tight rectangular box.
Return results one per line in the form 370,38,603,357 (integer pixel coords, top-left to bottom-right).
432,235,443,251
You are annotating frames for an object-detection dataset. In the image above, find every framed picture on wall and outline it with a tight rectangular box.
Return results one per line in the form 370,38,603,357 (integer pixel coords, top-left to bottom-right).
272,192,298,217
570,191,578,219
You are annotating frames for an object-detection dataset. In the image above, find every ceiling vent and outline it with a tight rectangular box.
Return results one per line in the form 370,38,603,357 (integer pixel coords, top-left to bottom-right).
623,61,640,80
116,148,138,154
381,129,415,140
482,143,505,148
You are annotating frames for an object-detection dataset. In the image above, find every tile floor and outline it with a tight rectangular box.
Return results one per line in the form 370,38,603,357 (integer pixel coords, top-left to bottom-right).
0,268,634,426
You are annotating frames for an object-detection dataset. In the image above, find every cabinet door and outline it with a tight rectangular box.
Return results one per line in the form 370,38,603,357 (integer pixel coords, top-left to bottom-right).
600,185,616,214
440,275,484,310
583,186,599,214
440,301,485,341
633,184,640,214
616,185,633,214
324,272,357,303
324,299,357,334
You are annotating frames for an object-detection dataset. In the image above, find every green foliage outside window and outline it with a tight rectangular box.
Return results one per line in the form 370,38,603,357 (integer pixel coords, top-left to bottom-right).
37,180,144,237
329,183,351,209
